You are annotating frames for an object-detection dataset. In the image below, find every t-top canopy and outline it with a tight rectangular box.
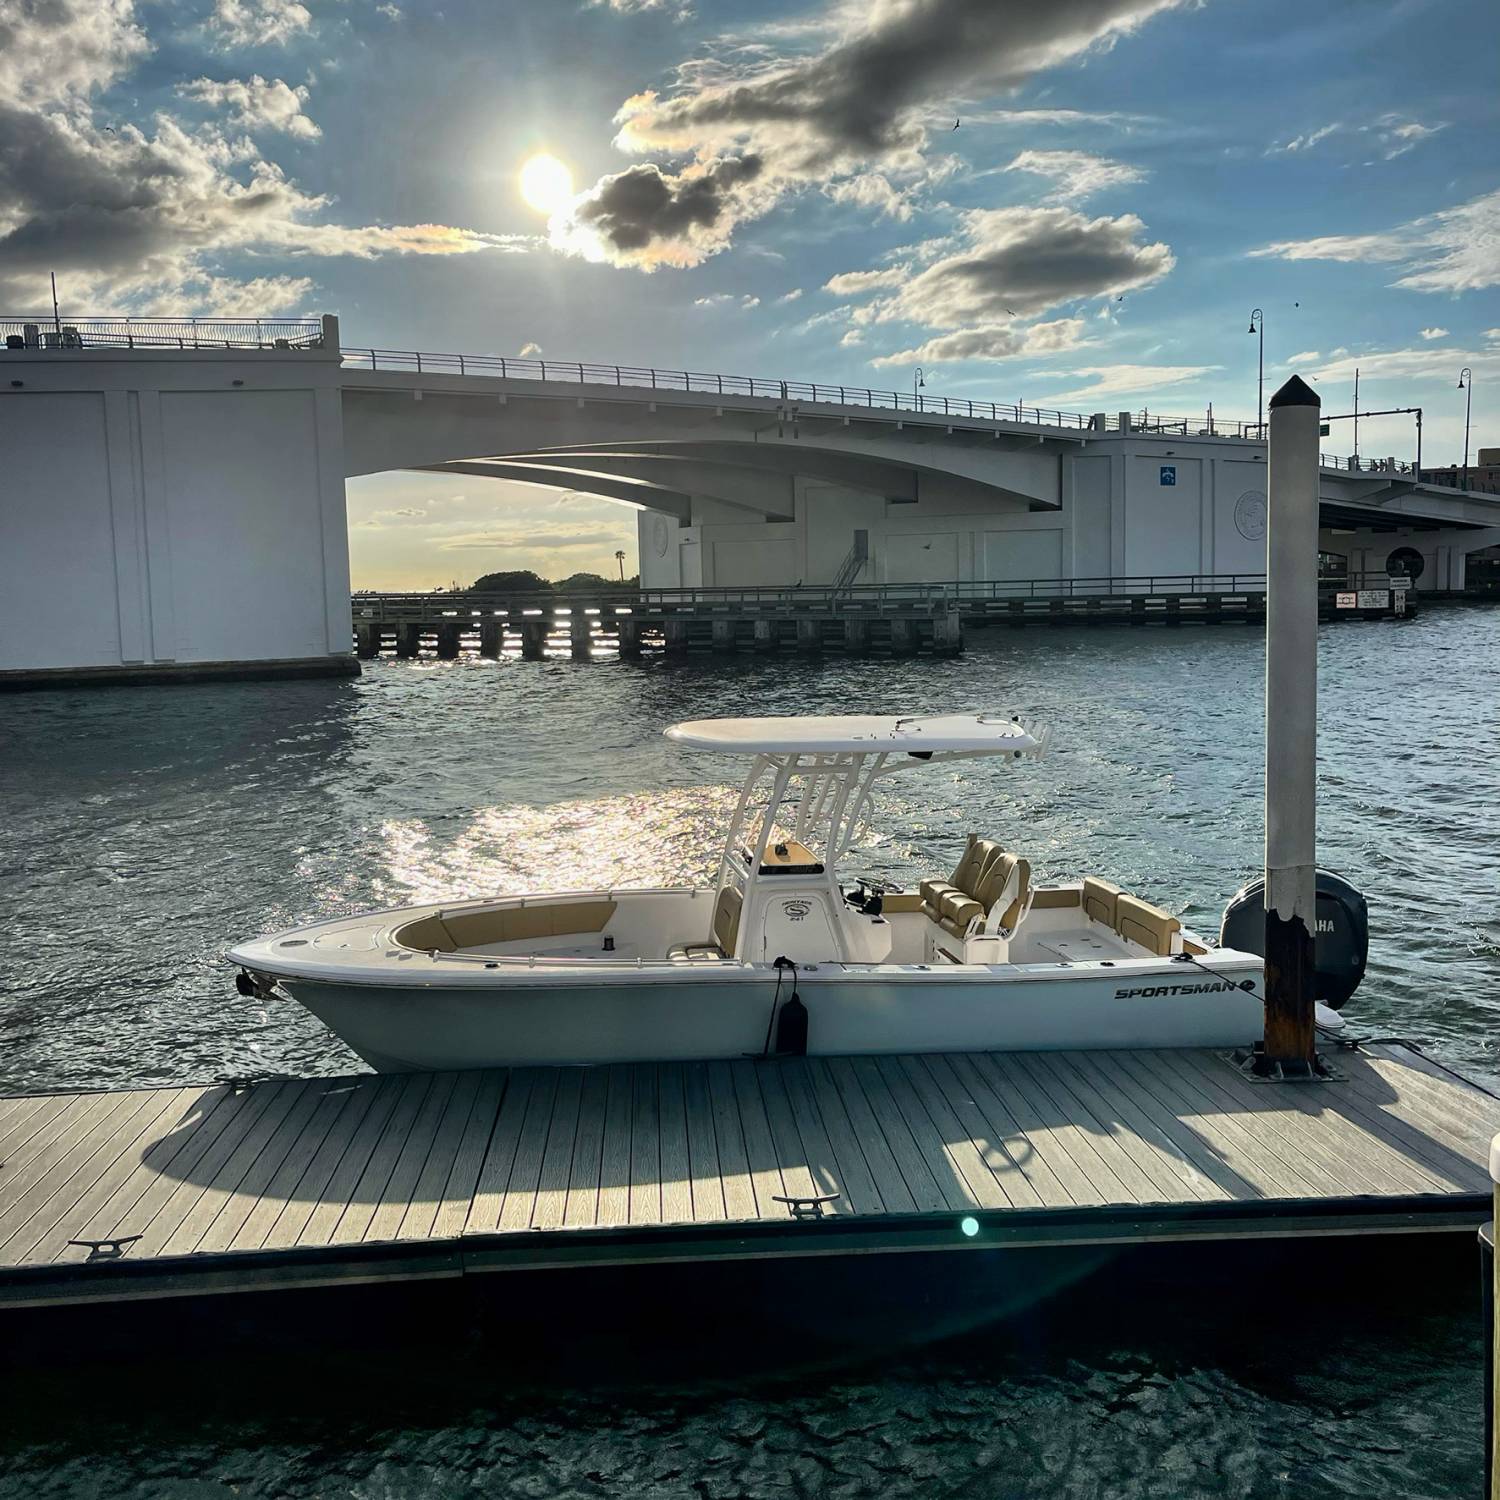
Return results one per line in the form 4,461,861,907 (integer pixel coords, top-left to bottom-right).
665,713,1045,757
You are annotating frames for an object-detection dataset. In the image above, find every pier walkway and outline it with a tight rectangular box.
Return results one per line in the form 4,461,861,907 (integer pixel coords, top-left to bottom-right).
0,1043,1495,1311
351,573,1419,661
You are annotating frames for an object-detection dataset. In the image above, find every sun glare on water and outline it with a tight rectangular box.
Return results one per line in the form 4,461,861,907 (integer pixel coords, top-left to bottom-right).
519,153,575,215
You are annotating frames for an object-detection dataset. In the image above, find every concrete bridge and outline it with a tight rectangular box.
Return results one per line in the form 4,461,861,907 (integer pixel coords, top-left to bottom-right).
4,315,1497,686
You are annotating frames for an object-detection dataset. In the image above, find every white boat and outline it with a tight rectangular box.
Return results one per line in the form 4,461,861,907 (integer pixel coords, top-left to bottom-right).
229,713,1272,1071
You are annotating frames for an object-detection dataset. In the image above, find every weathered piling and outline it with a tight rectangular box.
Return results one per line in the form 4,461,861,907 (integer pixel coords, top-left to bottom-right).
1261,375,1322,1075
569,613,592,660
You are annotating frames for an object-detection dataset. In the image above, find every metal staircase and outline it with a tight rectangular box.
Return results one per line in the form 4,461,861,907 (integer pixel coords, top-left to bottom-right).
831,530,869,595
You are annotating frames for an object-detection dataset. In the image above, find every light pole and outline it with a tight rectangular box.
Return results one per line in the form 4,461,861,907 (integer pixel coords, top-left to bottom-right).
1459,367,1473,491
1248,309,1264,434
913,366,925,406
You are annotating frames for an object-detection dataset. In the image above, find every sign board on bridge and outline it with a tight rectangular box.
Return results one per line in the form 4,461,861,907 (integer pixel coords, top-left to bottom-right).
1356,589,1389,609
1388,576,1411,592
1335,592,1358,609
1159,465,1177,486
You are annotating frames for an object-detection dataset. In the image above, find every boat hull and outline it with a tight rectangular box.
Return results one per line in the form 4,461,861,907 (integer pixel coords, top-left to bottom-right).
282,963,1265,1071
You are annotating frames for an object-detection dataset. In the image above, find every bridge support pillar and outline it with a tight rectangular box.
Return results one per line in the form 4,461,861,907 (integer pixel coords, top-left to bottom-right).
711,618,736,652
436,624,461,659
521,620,548,659
796,619,822,654
752,619,775,652
570,614,593,660
396,624,421,659
931,609,963,656
479,621,504,658
356,624,383,659
618,617,642,657
842,618,869,654
663,620,688,655
889,618,916,655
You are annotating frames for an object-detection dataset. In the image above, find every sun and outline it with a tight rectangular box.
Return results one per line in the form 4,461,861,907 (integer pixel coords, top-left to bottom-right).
519,153,575,216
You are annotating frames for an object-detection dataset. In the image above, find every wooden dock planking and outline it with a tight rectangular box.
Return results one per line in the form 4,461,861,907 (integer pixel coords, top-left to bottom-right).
431,1071,509,1240
3,1043,1499,1310
682,1061,727,1223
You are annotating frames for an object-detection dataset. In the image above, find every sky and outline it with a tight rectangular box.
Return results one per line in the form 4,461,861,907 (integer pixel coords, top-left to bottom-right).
4,0,1497,588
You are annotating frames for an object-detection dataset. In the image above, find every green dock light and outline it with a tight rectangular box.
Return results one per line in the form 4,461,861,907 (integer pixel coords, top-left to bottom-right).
959,1215,980,1238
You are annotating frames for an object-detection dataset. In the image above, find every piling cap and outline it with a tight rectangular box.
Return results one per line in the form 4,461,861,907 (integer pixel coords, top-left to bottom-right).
1269,374,1320,410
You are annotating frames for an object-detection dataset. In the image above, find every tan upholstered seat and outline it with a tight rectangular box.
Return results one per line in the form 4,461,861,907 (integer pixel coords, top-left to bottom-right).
711,884,742,956
921,837,1000,925
971,851,1031,934
1081,877,1123,930
1116,894,1181,957
396,900,617,953
936,896,984,937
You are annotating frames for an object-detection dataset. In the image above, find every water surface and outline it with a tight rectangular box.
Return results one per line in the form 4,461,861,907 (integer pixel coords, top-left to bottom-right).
1,609,1496,1497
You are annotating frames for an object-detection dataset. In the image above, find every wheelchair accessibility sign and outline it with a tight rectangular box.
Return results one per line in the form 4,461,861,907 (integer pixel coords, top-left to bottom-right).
1160,465,1177,486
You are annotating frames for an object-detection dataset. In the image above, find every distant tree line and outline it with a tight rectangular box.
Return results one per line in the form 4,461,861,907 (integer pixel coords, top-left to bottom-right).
468,569,640,593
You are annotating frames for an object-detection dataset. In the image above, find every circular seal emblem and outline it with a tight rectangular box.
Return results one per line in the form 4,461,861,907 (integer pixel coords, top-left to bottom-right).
1234,489,1267,542
651,515,670,558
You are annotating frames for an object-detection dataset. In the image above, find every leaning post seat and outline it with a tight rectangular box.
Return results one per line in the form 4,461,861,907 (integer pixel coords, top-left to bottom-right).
919,836,1000,928
974,852,1032,935
668,883,743,963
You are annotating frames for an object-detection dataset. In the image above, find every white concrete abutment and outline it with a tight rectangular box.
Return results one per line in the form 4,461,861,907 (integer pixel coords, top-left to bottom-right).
0,316,355,688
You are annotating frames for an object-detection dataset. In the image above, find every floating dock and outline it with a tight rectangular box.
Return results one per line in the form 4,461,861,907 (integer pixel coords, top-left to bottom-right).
0,1042,1495,1312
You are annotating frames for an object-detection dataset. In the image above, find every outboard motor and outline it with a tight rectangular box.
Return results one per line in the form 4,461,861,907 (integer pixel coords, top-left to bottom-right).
1219,869,1368,1009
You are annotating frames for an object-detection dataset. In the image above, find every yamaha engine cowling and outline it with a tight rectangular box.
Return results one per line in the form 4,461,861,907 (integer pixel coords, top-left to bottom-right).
1219,869,1367,1009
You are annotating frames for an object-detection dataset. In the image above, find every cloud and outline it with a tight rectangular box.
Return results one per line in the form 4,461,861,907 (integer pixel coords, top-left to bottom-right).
1299,344,1499,385
357,506,429,527
439,525,629,552
866,206,1174,324
822,172,916,221
870,316,1090,367
518,341,542,356
589,0,692,12
775,288,802,302
1003,149,1145,202
1419,327,1448,341
1252,187,1500,294
179,75,320,138
823,266,909,296
1286,350,1321,365
551,0,1188,267
0,0,529,310
957,106,1153,129
692,292,760,309
1269,122,1341,154
1370,114,1445,160
1028,363,1221,404
555,155,769,269
207,0,312,49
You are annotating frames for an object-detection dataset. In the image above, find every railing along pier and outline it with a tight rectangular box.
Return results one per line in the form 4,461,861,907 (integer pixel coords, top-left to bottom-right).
350,573,1418,662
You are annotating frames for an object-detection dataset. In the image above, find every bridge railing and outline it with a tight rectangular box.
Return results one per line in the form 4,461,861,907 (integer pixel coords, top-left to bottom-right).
339,345,1268,439
0,317,325,351
1320,453,1420,476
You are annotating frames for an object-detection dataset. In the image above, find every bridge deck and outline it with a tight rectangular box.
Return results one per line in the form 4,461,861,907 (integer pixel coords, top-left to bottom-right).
0,1043,1494,1309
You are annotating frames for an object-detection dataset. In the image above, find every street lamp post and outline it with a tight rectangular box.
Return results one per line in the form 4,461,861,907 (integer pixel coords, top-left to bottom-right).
1249,309,1264,435
1459,368,1473,491
913,366,925,407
